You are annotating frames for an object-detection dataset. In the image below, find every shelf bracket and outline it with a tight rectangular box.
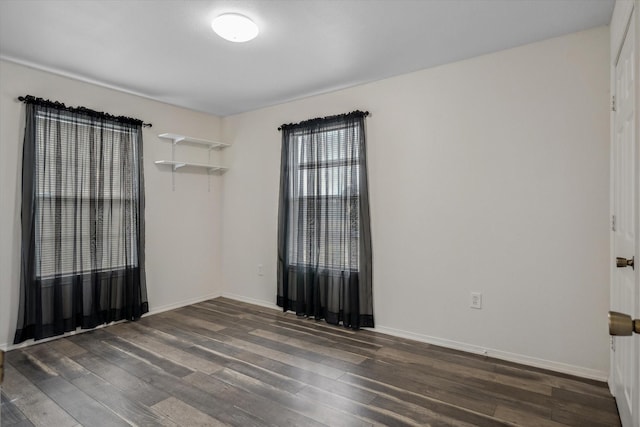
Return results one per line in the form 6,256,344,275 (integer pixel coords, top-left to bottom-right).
171,140,177,191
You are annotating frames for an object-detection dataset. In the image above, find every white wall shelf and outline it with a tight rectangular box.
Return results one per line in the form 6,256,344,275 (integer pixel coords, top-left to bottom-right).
156,133,229,191
158,133,229,150
154,160,227,173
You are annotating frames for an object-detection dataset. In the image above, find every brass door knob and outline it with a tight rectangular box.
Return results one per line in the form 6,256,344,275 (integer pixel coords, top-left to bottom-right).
609,311,640,336
616,256,634,269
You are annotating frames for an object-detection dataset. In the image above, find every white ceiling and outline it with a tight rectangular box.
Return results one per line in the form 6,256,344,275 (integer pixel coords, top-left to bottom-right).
0,0,614,117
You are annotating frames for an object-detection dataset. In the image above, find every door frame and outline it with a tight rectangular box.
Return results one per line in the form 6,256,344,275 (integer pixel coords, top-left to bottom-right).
610,2,640,427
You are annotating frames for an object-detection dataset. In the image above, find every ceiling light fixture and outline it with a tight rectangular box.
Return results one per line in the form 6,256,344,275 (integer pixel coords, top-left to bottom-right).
211,13,259,43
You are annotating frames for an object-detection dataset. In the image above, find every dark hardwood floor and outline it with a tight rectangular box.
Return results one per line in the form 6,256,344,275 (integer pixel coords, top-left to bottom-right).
1,297,621,426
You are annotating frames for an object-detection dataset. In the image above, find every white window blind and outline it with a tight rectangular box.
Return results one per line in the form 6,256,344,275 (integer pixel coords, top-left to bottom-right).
34,111,139,278
287,125,361,270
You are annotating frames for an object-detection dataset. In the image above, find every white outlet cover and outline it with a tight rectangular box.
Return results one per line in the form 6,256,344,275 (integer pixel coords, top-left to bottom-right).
470,292,482,309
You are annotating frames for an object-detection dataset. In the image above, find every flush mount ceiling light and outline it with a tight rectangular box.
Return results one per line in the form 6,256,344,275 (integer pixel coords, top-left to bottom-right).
211,13,259,43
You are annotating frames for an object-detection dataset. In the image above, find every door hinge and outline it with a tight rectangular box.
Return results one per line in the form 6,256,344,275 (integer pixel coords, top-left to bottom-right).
612,214,617,232
612,95,617,112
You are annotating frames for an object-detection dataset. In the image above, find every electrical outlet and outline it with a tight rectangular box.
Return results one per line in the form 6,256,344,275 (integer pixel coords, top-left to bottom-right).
470,292,482,309
257,264,264,276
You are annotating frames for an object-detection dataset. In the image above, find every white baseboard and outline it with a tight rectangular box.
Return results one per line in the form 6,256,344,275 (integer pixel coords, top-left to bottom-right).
219,293,608,382
0,319,128,352
0,291,223,352
373,324,608,382
146,292,222,316
221,292,280,311
608,374,615,395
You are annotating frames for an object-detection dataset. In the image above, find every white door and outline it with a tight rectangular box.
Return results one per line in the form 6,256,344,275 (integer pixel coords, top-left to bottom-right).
612,9,639,427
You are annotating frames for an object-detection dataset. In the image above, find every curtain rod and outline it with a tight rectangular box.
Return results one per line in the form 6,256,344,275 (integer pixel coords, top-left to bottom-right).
278,110,369,131
17,95,152,128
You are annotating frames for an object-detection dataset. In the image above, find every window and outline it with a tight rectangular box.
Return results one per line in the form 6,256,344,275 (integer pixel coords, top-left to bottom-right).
34,111,140,278
289,126,361,270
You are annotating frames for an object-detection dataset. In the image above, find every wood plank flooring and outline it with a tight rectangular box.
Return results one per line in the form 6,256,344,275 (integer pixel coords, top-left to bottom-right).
1,297,621,426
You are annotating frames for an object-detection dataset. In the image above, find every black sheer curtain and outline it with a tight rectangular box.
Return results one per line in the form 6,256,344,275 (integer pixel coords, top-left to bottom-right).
277,110,373,329
15,96,148,344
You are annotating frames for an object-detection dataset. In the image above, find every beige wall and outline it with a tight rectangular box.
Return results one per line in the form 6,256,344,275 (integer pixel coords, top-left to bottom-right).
221,26,611,379
0,60,224,349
